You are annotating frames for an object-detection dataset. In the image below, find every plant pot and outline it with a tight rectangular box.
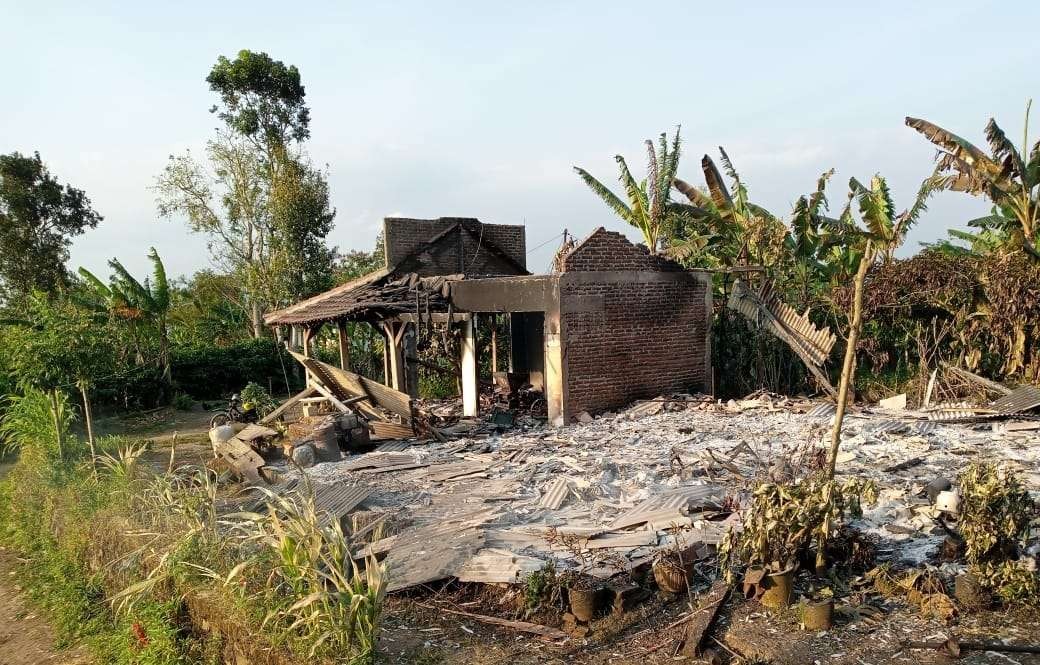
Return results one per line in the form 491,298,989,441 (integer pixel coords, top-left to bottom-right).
653,559,694,594
568,586,599,622
760,567,795,609
801,598,834,630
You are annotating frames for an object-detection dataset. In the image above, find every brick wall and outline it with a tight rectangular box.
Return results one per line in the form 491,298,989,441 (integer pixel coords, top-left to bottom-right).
384,217,526,274
560,273,710,419
561,227,682,272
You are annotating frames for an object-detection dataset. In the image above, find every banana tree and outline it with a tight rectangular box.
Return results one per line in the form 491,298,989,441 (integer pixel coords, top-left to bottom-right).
672,148,785,269
847,174,939,264
78,247,172,384
905,101,1040,261
823,173,937,482
573,128,682,253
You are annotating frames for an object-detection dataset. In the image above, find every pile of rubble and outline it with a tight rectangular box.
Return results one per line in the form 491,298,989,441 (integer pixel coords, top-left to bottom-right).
261,392,1039,596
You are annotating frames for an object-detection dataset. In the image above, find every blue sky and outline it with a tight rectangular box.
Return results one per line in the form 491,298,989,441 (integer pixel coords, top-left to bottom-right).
2,1,1037,279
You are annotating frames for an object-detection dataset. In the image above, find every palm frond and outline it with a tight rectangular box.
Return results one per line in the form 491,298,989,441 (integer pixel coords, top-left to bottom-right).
614,155,649,224
905,116,1002,177
645,139,661,222
573,167,633,223
701,155,733,213
673,178,714,209
985,118,1026,179
147,247,170,312
77,267,112,298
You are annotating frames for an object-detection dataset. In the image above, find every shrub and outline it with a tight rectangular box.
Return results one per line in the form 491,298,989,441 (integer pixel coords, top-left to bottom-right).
719,475,877,575
171,392,193,411
959,461,1036,564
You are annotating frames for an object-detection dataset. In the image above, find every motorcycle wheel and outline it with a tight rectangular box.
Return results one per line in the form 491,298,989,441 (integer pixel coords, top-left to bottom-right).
210,412,231,429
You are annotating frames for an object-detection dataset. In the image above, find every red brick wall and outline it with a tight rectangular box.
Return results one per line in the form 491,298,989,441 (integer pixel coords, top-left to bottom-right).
560,273,710,418
561,227,682,272
384,217,526,274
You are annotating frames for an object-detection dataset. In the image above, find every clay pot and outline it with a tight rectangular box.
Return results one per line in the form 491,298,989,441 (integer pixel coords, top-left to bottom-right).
801,598,834,630
653,559,694,594
568,586,599,622
760,567,796,609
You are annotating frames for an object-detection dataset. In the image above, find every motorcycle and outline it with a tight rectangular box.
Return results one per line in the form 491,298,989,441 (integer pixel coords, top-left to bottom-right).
209,393,258,429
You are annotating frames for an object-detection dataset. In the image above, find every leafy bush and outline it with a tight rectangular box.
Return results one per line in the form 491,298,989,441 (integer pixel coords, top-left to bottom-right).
239,381,276,417
171,392,193,411
959,461,1036,564
719,475,877,575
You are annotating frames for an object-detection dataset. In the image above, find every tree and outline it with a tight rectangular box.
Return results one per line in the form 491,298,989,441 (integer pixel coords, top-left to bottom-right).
574,128,683,253
672,148,786,269
207,50,311,154
0,152,102,307
1,295,113,465
157,51,336,335
906,101,1040,261
823,174,936,483
78,248,172,387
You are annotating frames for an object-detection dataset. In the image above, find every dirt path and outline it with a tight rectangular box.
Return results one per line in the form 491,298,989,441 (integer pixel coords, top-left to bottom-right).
0,547,91,665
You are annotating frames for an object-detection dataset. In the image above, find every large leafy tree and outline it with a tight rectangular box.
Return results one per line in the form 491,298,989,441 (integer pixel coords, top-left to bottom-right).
0,152,102,307
574,128,683,253
157,50,336,335
906,101,1040,261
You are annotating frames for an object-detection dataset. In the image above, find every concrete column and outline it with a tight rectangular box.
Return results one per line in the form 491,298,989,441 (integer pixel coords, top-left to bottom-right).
404,323,419,398
461,316,479,417
336,320,351,371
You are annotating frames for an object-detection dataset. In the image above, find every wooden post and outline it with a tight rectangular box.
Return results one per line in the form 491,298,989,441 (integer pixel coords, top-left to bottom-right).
461,316,478,417
336,320,351,371
404,323,419,399
78,381,97,476
302,325,316,388
382,321,407,391
490,316,498,374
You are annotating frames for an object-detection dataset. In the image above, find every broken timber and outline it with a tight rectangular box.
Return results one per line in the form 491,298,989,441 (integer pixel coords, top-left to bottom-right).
728,279,837,398
288,349,416,431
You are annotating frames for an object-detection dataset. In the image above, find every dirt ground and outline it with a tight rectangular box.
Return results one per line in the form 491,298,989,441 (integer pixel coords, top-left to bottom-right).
0,548,91,665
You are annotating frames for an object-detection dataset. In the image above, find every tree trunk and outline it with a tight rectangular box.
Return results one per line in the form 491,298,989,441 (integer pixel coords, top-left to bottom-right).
251,300,263,339
159,314,172,386
825,243,874,482
49,389,64,461
79,382,97,476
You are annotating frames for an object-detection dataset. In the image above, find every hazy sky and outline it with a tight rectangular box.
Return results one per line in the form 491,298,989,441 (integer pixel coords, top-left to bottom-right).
3,1,1037,279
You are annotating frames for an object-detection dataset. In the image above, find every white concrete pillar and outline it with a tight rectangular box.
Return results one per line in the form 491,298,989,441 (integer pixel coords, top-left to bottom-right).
461,316,479,417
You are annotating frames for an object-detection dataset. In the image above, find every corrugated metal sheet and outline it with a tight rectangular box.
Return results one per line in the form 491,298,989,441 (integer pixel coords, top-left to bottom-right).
610,485,720,530
312,484,370,527
868,419,909,435
991,386,1040,414
376,440,414,452
425,461,489,483
341,452,417,471
455,548,546,584
806,403,837,419
538,477,571,510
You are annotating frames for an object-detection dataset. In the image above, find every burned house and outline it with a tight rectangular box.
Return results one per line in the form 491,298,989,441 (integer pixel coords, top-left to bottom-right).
264,217,712,426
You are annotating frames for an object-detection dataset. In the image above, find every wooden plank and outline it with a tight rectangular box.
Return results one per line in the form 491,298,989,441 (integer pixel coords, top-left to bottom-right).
682,582,731,658
413,602,567,642
260,386,317,424
215,436,265,485
370,421,415,439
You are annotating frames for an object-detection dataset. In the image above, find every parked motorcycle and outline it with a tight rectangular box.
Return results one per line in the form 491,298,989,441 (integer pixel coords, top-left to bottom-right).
209,393,258,429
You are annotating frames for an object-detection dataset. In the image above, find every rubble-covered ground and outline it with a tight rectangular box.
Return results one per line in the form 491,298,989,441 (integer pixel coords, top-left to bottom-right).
278,396,1040,664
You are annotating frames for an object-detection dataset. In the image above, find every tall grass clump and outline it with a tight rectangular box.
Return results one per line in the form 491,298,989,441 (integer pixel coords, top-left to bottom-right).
239,486,388,662
2,380,389,664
